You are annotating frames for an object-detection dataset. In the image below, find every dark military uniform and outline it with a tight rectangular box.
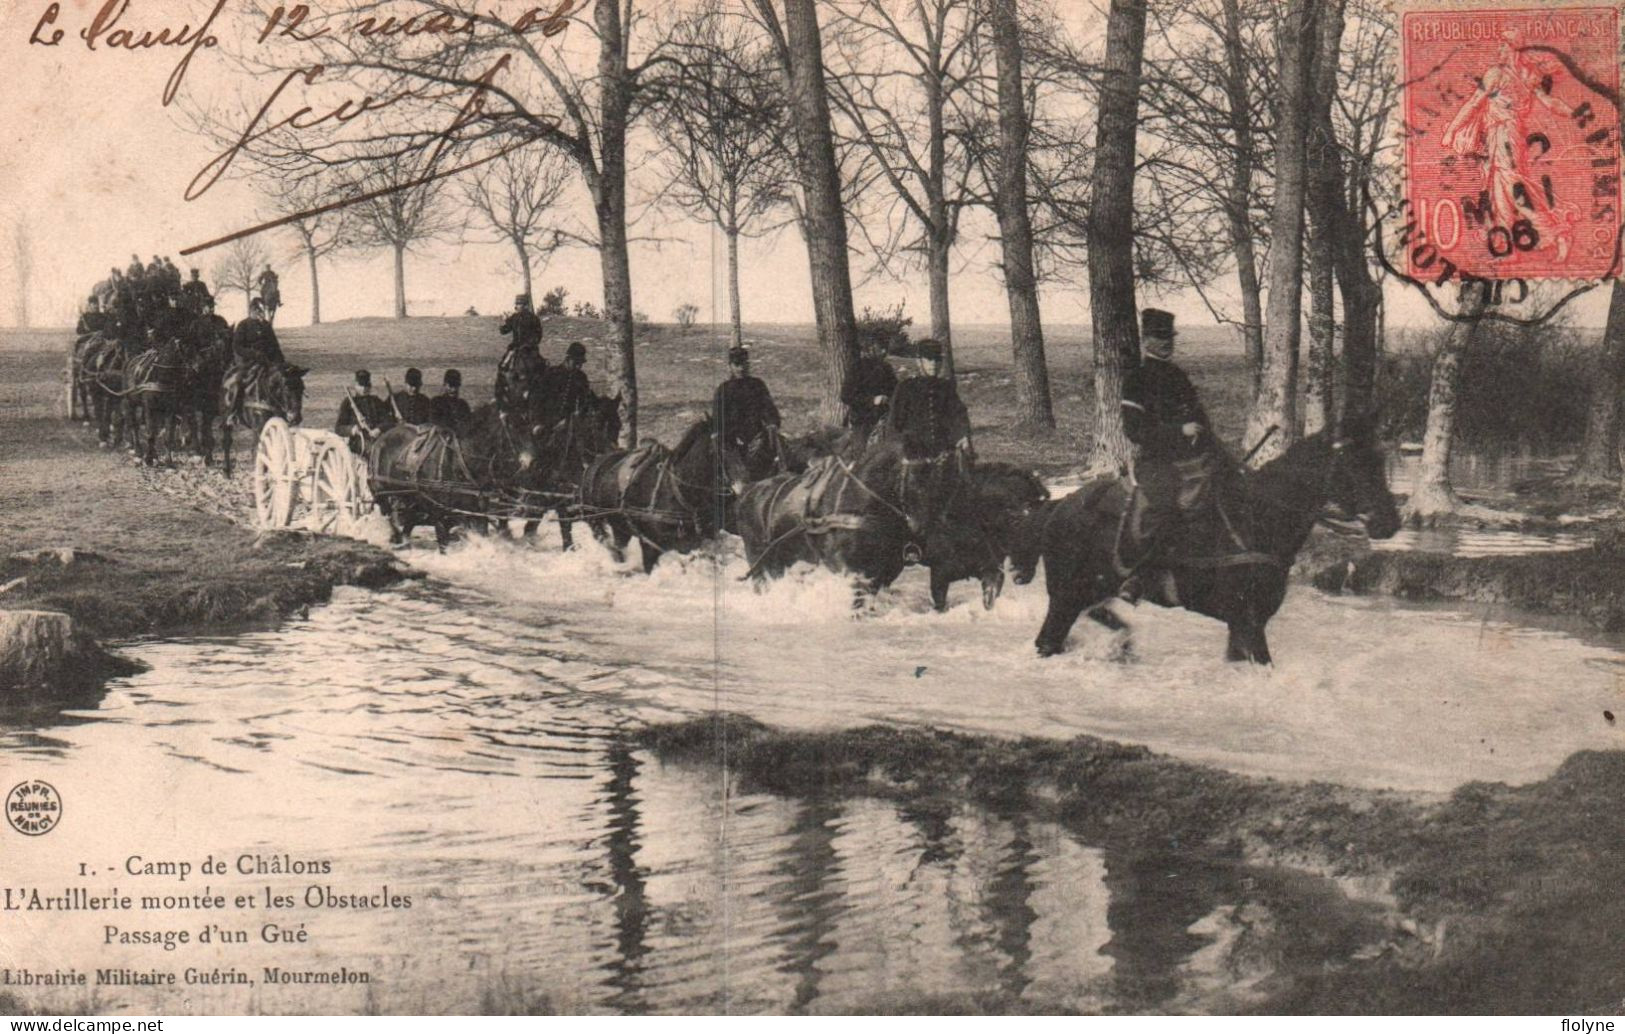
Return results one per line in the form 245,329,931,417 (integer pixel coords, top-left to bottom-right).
75,310,108,342
257,269,281,319
232,316,285,365
392,390,435,425
1119,350,1215,578
841,355,898,437
336,393,395,447
501,308,543,350
180,278,214,315
889,374,971,459
712,374,781,453
431,392,473,431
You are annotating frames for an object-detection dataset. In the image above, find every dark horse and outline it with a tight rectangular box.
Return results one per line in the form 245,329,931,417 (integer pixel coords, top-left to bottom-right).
121,341,192,465
921,462,1050,612
367,398,621,550
1012,415,1400,663
218,361,306,478
735,427,964,598
578,416,750,573
182,315,233,467
76,334,127,447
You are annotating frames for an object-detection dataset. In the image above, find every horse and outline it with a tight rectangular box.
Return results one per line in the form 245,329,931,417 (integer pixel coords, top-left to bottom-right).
182,314,233,466
522,391,623,549
735,427,966,600
77,334,131,448
920,462,1050,612
577,416,750,573
1014,414,1401,663
218,361,306,478
368,403,556,549
120,340,192,465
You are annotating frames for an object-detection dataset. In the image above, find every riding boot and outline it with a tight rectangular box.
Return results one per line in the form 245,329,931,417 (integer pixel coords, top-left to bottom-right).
1117,535,1163,604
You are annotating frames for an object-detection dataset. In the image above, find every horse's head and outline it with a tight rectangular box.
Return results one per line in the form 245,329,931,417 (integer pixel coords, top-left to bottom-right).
1008,500,1054,585
717,435,751,498
270,364,306,426
1326,411,1400,539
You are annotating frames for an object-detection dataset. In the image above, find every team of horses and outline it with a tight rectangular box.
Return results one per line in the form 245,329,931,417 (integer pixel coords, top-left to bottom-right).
65,328,1401,662
71,318,304,472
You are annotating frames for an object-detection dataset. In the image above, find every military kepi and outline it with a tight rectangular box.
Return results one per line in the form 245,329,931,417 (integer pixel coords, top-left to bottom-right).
1141,308,1175,339
915,338,943,361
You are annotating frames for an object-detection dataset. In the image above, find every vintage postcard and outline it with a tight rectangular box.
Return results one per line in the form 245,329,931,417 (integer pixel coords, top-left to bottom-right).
3,0,1625,1019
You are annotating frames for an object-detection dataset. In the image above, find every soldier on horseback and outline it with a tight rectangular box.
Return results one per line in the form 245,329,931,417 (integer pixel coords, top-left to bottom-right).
431,369,473,432
257,264,281,324
393,368,435,425
712,344,782,473
888,339,972,462
842,334,898,442
232,299,285,365
1116,308,1215,603
555,342,593,416
76,296,108,342
180,268,214,316
496,294,546,414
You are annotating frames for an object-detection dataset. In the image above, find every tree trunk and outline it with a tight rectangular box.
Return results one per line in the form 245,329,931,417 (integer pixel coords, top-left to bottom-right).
1408,293,1487,523
1331,185,1381,419
727,227,744,350
1245,0,1318,464
990,0,1053,429
1570,279,1625,483
780,0,861,427
516,239,533,303
306,245,322,326
928,227,954,378
1086,0,1147,472
1220,0,1263,394
596,0,638,447
1303,0,1345,437
392,243,407,319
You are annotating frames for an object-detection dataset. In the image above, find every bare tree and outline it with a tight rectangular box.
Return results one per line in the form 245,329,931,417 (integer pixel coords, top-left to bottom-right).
264,174,354,326
461,144,573,303
347,152,457,320
1085,0,1149,472
826,0,980,377
1244,0,1318,464
751,0,863,425
9,217,31,329
211,236,269,316
986,0,1053,428
1407,294,1488,524
1302,0,1346,436
655,1,792,350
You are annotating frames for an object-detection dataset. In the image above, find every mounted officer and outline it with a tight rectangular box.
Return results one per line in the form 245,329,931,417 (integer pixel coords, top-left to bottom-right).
393,367,435,425
335,369,394,452
712,343,782,474
179,268,214,316
554,342,593,417
1116,307,1216,603
76,296,109,342
841,333,898,443
496,293,546,415
888,339,972,462
431,369,473,432
232,298,284,365
256,264,281,324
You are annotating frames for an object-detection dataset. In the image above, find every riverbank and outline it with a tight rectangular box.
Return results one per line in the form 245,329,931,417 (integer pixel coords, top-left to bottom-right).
637,714,1625,1013
0,413,413,693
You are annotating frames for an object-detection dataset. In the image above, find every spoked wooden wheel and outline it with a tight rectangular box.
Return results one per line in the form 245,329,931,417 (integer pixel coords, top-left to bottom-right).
309,442,358,534
253,417,295,529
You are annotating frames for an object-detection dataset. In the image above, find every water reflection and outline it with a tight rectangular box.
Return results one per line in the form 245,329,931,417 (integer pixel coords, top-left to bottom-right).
0,582,1400,1015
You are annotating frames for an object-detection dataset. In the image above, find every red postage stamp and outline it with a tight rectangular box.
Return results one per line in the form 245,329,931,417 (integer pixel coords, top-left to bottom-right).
1401,3,1623,283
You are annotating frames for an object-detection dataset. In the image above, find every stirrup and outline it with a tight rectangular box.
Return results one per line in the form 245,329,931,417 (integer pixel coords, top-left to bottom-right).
1117,574,1144,604
901,542,923,566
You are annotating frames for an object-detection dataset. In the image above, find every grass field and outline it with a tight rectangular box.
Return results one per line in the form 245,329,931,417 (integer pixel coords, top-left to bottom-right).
2,318,1256,478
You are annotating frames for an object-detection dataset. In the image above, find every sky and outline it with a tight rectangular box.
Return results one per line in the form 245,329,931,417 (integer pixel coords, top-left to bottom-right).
0,0,1611,335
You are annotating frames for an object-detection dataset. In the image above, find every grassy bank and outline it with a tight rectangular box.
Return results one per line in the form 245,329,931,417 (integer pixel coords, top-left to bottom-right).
0,342,414,669
637,715,1625,1013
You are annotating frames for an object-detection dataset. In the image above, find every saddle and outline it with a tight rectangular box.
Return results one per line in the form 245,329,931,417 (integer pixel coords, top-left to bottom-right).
616,441,669,497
